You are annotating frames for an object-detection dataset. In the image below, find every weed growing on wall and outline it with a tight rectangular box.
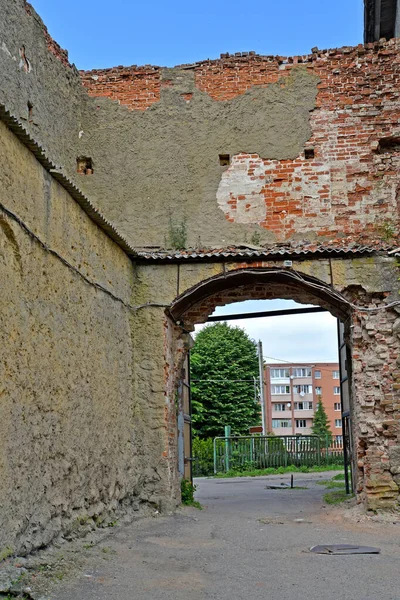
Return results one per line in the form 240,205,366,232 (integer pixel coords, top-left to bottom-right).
375,219,397,241
167,217,187,249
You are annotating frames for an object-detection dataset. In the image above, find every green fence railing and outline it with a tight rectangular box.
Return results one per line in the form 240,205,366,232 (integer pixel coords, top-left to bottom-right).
192,435,344,476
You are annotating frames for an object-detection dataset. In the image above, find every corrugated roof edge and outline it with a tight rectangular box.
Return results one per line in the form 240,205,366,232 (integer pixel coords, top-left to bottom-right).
135,244,397,261
0,103,138,258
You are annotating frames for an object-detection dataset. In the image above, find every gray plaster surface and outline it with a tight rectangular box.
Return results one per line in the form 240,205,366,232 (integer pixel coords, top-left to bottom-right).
47,472,400,600
79,67,318,247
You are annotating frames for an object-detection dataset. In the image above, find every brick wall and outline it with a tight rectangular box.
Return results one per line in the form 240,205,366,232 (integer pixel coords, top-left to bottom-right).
81,40,400,242
81,65,161,111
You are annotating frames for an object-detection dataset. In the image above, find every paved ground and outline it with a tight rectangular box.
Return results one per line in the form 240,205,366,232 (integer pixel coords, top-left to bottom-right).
29,472,400,599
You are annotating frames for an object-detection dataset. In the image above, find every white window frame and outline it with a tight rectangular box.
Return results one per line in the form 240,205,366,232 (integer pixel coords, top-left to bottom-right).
271,385,290,395
296,419,307,428
293,368,312,378
294,384,312,395
335,419,342,428
294,401,313,411
270,368,290,379
334,402,341,411
334,387,341,395
273,403,289,412
272,419,292,429
333,370,340,379
315,386,322,395
314,370,321,379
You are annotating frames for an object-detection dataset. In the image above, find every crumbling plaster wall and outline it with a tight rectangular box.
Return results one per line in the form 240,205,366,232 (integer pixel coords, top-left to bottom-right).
0,1,90,182
0,0,318,249
4,2,400,251
80,41,400,248
77,67,319,247
133,256,400,510
0,120,175,557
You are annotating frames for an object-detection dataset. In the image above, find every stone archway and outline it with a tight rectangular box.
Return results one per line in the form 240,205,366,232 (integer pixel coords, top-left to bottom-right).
164,266,400,511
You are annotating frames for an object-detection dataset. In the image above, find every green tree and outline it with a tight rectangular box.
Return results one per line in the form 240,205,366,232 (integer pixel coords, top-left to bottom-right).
312,396,333,446
190,322,261,438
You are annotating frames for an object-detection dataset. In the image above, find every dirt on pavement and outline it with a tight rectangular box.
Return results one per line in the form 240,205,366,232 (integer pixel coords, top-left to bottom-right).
2,471,399,600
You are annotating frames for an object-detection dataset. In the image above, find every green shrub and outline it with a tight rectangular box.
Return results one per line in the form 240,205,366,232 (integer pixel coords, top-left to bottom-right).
181,479,202,509
192,437,214,476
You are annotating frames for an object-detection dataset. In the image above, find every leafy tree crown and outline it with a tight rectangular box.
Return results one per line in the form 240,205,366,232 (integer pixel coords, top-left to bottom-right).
190,322,261,438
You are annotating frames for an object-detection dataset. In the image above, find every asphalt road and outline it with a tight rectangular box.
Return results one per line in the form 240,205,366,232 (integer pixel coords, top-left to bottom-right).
48,472,400,600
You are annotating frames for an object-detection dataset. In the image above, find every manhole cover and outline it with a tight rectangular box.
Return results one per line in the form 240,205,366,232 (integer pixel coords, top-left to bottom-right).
310,544,380,555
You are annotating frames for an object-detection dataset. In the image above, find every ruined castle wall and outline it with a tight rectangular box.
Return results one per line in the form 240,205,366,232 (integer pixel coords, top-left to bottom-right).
0,119,175,556
0,1,91,181
79,41,400,248
2,2,400,251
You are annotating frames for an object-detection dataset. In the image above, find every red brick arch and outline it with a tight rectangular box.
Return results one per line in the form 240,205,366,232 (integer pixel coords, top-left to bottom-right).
166,266,400,510
169,267,352,329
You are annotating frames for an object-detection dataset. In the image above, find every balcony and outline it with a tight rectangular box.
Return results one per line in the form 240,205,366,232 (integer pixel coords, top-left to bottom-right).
271,410,292,419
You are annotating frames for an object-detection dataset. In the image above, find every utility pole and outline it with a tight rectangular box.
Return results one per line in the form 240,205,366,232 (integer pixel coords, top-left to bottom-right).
257,341,266,435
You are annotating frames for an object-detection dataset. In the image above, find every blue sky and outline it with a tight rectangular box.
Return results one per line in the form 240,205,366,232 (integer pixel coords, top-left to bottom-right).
30,0,344,361
196,300,339,364
31,0,364,70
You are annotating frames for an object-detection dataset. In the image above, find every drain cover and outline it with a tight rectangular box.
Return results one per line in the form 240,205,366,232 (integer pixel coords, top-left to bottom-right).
310,544,381,555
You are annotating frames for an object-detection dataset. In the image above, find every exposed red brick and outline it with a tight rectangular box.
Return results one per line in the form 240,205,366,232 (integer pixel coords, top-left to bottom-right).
80,66,161,111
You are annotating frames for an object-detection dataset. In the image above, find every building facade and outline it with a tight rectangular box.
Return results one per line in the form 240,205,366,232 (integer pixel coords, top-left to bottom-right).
265,363,343,444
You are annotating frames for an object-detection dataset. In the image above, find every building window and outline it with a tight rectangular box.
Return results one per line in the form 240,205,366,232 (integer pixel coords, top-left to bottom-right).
334,402,341,411
293,368,312,377
336,435,343,443
272,419,292,429
296,419,307,428
315,386,322,395
314,370,321,379
273,403,289,412
271,385,290,394
294,384,312,395
335,419,342,428
270,368,290,378
333,370,340,379
334,387,340,395
294,401,313,410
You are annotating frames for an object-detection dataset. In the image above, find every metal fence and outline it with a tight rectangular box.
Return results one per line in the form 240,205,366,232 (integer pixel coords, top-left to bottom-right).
192,435,344,476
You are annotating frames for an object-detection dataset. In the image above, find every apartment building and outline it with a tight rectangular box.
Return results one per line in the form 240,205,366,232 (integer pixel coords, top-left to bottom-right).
264,363,343,443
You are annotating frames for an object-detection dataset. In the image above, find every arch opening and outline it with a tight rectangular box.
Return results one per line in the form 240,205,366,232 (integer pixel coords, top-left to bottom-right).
164,267,400,512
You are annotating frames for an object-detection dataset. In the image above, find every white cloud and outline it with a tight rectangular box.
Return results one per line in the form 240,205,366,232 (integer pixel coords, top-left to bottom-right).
194,299,338,363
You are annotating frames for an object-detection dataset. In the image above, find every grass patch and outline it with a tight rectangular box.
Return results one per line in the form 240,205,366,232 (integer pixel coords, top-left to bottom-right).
332,473,346,480
188,500,203,510
214,464,344,479
316,480,346,489
324,490,354,505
